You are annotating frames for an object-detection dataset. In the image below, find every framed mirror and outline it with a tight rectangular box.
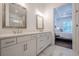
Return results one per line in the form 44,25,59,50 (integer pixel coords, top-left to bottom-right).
36,15,44,29
2,3,26,28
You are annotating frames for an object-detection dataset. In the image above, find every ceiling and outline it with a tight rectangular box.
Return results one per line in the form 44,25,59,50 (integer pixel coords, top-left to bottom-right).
26,3,65,8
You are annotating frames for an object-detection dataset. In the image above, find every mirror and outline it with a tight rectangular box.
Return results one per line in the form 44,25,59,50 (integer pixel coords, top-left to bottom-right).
3,3,26,28
36,15,44,29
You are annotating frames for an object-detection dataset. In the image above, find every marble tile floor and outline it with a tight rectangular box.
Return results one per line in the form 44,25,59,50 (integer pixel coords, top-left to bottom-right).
39,45,74,56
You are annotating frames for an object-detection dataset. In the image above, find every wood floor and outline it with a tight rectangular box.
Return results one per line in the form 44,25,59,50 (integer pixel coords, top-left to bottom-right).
55,38,72,49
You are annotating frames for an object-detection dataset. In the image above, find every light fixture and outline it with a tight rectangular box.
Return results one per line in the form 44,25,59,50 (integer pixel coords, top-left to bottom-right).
35,9,44,17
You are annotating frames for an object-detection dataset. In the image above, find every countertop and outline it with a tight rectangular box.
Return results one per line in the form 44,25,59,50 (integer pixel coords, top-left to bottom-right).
0,31,51,39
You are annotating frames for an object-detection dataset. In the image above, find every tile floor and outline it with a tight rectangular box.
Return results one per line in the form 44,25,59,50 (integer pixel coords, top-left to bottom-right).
39,45,74,56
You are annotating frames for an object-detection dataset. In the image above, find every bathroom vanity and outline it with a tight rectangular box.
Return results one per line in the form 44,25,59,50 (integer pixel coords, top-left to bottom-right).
0,32,52,56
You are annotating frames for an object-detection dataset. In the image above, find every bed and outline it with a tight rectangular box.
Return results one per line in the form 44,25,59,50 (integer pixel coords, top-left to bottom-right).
55,32,72,40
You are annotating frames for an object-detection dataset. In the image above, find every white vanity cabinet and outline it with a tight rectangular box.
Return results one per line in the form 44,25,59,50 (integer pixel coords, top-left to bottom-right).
0,35,36,56
1,39,36,56
0,32,52,56
37,32,51,54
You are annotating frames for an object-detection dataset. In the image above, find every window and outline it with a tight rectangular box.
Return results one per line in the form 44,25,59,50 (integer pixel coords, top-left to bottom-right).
63,20,72,32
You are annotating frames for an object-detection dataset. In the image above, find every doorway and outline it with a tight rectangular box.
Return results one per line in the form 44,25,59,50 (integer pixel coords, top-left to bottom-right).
54,3,72,49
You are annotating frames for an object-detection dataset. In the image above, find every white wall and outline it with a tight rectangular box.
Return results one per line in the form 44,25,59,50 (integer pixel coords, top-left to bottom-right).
0,3,52,35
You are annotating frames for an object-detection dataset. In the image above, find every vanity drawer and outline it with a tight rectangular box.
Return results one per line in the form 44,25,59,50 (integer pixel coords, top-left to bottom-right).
17,35,36,43
1,38,16,48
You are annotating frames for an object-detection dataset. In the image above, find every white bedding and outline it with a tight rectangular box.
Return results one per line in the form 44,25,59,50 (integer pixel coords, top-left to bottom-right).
56,32,72,40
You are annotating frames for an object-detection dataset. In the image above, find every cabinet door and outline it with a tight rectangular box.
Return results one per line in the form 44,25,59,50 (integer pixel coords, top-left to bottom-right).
37,34,45,54
30,39,36,56
37,33,51,54
24,40,30,56
1,42,24,56
24,39,36,56
46,33,52,45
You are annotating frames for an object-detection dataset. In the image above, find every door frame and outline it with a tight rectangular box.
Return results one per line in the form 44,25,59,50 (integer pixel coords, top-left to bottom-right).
52,3,76,55
72,3,78,55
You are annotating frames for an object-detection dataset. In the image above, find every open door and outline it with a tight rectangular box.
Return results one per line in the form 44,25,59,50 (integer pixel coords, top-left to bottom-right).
54,3,73,49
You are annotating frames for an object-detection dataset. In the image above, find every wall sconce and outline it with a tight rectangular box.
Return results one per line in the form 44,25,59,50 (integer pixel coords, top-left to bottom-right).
17,3,26,7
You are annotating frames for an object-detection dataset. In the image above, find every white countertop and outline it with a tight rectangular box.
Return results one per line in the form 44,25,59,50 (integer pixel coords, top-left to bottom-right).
0,31,51,39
